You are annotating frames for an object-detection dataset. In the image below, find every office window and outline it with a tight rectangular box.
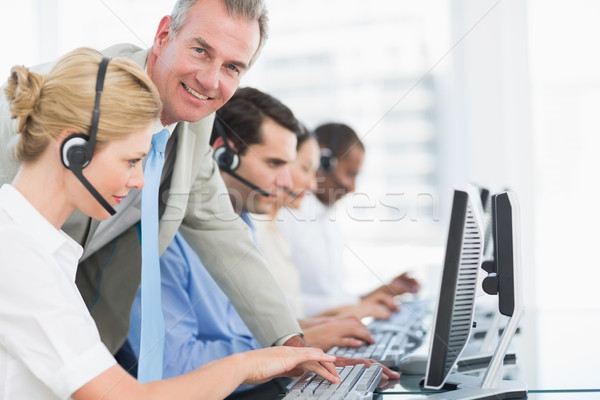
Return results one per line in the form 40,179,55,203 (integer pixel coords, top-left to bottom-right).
243,0,452,292
0,0,165,74
244,1,450,241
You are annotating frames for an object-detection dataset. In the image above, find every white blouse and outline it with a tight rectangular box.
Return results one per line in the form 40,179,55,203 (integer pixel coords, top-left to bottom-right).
251,215,306,319
277,193,359,317
0,184,116,399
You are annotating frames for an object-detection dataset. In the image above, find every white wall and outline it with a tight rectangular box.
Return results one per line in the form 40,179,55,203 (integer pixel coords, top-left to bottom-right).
529,0,600,310
440,0,536,306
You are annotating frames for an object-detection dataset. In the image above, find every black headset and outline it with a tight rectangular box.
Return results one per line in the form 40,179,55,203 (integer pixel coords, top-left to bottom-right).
212,117,269,197
319,124,341,174
213,117,240,172
60,57,116,216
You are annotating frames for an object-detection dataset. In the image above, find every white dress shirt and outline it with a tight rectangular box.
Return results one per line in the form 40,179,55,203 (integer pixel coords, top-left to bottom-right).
251,215,306,319
277,193,359,317
0,184,115,399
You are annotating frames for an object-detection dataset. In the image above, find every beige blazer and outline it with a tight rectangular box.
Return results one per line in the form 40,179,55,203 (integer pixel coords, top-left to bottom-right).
0,44,301,353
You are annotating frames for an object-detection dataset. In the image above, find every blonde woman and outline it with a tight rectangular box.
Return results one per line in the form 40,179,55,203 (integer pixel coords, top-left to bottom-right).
0,48,337,400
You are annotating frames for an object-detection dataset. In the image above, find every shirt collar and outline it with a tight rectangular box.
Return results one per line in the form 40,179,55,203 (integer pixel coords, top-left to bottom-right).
149,119,177,137
239,211,259,245
0,184,83,259
240,211,255,232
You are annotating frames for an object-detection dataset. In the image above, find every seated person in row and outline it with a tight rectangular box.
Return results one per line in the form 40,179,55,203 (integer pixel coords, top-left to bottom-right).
123,87,399,393
277,123,421,318
254,128,400,320
0,48,338,400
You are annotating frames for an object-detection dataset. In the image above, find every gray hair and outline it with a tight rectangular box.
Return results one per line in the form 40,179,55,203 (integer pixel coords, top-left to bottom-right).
170,0,269,67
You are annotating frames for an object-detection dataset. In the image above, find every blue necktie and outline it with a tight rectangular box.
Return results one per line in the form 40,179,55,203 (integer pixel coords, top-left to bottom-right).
138,129,169,382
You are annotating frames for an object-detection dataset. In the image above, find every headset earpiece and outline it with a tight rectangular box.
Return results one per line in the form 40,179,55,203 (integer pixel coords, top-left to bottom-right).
319,123,342,174
61,56,109,171
211,116,270,197
60,133,91,169
213,144,240,171
319,147,337,174
213,116,240,172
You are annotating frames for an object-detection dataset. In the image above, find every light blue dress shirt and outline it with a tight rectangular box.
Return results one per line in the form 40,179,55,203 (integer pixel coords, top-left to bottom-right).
127,212,261,382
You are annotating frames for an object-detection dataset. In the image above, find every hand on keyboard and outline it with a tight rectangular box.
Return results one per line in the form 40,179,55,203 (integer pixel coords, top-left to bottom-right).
359,292,399,315
329,330,411,368
240,346,340,385
284,363,383,400
329,299,431,370
333,355,400,381
303,316,375,350
369,272,420,297
324,294,397,320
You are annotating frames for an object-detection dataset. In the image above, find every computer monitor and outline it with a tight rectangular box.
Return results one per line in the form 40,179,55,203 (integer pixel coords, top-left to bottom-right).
422,190,527,399
482,192,516,315
423,188,485,389
461,188,518,369
470,184,502,349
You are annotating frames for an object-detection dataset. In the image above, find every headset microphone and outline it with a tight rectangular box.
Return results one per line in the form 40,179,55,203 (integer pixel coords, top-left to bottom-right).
212,117,270,197
60,57,116,216
68,162,117,214
283,186,300,199
227,170,271,197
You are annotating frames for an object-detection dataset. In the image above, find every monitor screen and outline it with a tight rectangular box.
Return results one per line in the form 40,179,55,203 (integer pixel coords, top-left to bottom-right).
490,192,517,317
423,189,484,390
479,186,494,260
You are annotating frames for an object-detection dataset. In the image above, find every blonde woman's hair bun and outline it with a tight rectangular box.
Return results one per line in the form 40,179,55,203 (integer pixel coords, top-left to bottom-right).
4,65,46,135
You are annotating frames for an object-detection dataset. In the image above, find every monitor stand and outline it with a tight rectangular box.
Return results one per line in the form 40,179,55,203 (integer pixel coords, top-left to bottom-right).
457,311,518,372
422,309,527,399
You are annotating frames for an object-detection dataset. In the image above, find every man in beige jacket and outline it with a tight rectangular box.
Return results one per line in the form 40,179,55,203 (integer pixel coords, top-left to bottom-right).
0,0,304,355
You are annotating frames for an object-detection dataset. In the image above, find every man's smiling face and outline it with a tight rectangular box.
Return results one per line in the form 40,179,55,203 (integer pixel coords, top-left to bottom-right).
148,0,260,125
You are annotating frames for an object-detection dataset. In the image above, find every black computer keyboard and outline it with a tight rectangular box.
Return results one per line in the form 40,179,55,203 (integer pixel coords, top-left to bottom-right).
282,363,383,399
328,300,431,369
